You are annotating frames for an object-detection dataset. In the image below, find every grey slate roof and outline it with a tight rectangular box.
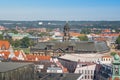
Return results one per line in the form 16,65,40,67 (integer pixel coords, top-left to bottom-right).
0,62,33,72
38,73,81,80
32,41,110,53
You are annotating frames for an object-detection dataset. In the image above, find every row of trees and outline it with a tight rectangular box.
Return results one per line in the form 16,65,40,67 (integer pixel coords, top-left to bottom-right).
11,37,34,48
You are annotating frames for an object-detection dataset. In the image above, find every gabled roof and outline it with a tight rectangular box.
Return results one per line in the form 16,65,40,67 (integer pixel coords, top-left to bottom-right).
0,40,10,49
0,51,10,59
12,50,27,61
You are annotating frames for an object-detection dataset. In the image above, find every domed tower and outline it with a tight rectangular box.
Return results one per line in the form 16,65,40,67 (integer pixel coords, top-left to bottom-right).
63,22,70,42
112,54,120,80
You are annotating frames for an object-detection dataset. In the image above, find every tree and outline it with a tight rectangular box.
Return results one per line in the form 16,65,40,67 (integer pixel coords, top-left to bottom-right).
116,35,120,49
20,37,30,48
78,35,88,41
20,37,34,48
80,28,91,34
13,40,21,48
116,35,120,44
0,34,3,40
10,29,18,34
111,52,117,56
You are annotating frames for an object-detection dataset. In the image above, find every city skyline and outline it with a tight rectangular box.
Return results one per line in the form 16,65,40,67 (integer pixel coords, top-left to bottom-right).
0,0,120,21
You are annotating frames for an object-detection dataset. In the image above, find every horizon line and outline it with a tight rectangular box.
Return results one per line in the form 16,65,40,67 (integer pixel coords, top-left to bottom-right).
0,19,120,21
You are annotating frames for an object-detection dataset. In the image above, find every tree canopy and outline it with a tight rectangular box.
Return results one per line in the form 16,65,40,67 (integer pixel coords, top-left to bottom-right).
0,34,3,40
115,35,120,49
78,35,88,41
111,52,117,56
20,37,31,48
116,35,120,44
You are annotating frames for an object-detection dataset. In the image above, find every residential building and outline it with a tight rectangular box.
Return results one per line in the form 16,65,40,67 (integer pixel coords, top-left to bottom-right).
95,64,112,80
75,62,96,80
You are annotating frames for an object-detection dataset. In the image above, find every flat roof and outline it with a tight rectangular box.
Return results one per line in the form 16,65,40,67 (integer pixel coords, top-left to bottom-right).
0,62,33,72
59,53,110,62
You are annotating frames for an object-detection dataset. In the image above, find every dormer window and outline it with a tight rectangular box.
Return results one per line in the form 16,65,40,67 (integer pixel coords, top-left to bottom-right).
1,45,6,50
46,43,54,50
68,46,74,51
46,45,52,50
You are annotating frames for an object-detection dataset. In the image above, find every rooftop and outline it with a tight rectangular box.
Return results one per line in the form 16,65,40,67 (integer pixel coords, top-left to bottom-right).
32,41,110,53
0,40,10,50
59,54,110,62
38,73,82,80
0,62,33,72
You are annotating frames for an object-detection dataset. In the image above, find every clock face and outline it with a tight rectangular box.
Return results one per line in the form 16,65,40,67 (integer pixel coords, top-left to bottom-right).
114,65,119,75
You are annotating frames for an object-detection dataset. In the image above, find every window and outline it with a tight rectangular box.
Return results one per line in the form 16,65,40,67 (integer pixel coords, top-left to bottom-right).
91,75,93,79
106,58,108,61
85,70,87,74
91,70,93,74
1,45,6,50
79,70,81,73
82,70,84,73
88,75,89,79
85,75,87,79
104,58,105,61
88,70,89,74
114,65,119,75
68,46,73,51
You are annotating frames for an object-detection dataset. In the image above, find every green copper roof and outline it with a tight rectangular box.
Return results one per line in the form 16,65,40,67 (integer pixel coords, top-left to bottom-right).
114,54,120,60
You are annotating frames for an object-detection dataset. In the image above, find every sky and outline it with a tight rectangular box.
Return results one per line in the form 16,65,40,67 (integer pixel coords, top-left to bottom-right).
0,0,120,21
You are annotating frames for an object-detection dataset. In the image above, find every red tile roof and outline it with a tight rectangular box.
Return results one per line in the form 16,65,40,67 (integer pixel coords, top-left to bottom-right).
94,37,107,41
102,55,111,58
99,33,120,37
102,29,111,33
12,50,27,61
26,54,51,61
11,57,18,61
0,51,10,59
0,40,10,50
69,32,84,37
14,50,20,57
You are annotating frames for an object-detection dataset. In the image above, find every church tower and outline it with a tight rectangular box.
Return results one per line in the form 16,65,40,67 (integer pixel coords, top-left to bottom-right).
112,54,120,80
63,22,70,42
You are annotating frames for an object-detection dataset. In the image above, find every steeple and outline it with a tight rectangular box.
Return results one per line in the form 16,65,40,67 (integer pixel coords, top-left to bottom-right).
63,22,70,42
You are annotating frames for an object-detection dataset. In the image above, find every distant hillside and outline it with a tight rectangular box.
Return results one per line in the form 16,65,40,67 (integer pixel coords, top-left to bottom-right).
0,20,120,29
